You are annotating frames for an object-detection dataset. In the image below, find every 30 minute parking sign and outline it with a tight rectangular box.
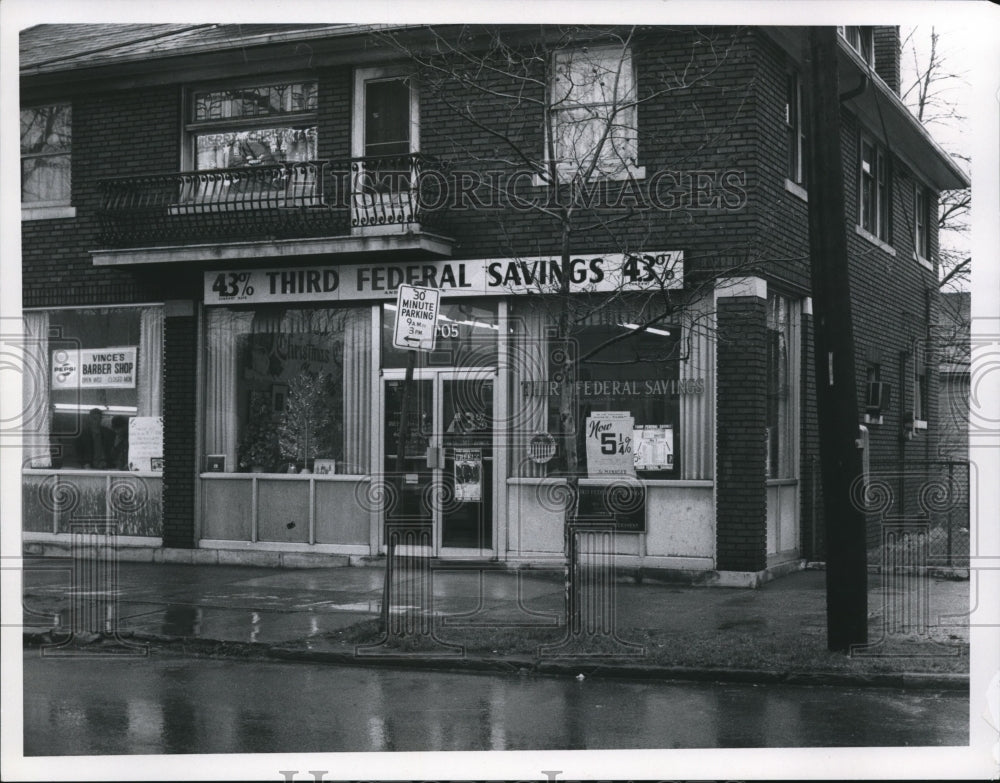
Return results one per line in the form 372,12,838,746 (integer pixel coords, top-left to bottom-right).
392,284,441,352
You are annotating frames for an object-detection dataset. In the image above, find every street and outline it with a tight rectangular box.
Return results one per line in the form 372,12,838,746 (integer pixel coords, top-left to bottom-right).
23,651,968,754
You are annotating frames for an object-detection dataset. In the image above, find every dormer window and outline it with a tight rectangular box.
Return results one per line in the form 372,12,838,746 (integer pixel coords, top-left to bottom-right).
838,26,874,66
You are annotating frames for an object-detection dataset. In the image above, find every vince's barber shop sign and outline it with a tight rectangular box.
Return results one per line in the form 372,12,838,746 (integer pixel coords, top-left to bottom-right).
51,347,137,389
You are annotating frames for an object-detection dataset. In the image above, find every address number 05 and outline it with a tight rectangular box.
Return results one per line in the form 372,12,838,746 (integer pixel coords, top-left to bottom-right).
435,323,459,339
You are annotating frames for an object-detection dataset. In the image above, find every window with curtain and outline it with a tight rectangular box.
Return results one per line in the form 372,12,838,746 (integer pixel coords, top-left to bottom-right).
20,103,71,205
550,45,638,181
190,81,318,169
24,306,163,470
204,305,371,474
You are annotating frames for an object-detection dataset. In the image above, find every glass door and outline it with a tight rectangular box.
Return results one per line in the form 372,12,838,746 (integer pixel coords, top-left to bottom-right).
439,373,494,553
383,377,434,530
382,370,496,557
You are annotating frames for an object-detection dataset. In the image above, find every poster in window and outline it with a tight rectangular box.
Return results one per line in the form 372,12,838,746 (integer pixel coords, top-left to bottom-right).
128,416,163,472
453,448,482,502
585,411,635,477
51,346,137,389
632,425,674,471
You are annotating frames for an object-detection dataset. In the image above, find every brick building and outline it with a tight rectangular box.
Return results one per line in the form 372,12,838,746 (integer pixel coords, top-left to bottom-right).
18,24,968,583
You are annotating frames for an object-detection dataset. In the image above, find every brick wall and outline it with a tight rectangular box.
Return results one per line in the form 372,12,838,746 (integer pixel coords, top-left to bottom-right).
840,110,942,475
22,84,180,307
715,294,768,572
751,33,942,558
162,312,198,547
873,27,901,94
420,27,762,269
750,33,812,293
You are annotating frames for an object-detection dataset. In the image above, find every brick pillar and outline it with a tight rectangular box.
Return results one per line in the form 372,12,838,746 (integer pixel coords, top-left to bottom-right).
162,301,198,548
715,279,768,573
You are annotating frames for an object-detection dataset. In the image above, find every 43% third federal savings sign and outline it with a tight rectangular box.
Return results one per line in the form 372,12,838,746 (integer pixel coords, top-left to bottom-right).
392,284,441,352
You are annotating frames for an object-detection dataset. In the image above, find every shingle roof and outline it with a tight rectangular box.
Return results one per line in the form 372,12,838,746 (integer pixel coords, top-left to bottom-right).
20,23,362,73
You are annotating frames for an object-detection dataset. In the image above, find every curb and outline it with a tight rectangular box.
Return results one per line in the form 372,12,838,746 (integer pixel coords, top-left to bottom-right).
21,628,969,692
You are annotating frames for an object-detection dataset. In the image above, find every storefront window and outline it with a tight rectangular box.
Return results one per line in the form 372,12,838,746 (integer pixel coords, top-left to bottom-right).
205,305,371,474
23,306,163,470
560,307,682,479
381,299,499,369
509,298,694,479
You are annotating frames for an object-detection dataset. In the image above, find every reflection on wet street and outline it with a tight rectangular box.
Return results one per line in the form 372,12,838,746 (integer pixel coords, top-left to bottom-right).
23,652,967,755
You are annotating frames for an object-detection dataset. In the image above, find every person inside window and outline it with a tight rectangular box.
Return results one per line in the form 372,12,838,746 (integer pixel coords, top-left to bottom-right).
77,408,114,469
110,415,129,471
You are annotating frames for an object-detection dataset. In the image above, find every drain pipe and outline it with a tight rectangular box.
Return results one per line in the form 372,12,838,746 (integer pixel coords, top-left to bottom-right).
840,74,870,103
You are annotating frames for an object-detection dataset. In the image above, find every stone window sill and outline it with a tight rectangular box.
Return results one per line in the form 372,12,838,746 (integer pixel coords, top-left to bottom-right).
784,179,808,202
854,224,896,256
22,205,76,221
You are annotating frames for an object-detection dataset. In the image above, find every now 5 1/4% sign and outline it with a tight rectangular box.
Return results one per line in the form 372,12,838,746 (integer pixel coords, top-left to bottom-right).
211,272,255,299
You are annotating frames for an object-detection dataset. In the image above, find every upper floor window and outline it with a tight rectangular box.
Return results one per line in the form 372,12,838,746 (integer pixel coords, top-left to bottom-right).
187,80,318,170
352,67,420,229
785,72,805,185
859,134,891,243
549,45,638,181
914,184,931,261
20,103,71,205
839,26,874,66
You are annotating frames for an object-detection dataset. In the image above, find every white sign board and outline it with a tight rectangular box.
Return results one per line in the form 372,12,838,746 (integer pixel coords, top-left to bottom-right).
392,285,440,351
585,411,636,477
51,346,137,390
204,252,683,305
128,416,163,473
633,424,674,471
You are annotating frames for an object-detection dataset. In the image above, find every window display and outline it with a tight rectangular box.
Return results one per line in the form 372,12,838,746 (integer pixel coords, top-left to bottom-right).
205,305,371,474
508,297,687,478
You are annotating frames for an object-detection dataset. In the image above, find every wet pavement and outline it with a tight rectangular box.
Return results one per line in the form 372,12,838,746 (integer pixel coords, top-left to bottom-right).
20,558,971,653
23,651,968,754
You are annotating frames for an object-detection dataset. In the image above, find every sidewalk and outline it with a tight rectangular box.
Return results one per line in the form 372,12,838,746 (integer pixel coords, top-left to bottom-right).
20,557,970,689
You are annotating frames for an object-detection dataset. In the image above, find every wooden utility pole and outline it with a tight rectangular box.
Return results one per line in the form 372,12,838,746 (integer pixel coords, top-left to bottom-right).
804,27,868,651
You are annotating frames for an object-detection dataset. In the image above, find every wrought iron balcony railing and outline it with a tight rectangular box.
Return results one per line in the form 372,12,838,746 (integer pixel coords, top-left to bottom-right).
97,154,443,248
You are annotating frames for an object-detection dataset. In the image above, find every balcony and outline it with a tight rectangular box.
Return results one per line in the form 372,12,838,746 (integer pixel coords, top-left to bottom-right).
95,154,452,262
